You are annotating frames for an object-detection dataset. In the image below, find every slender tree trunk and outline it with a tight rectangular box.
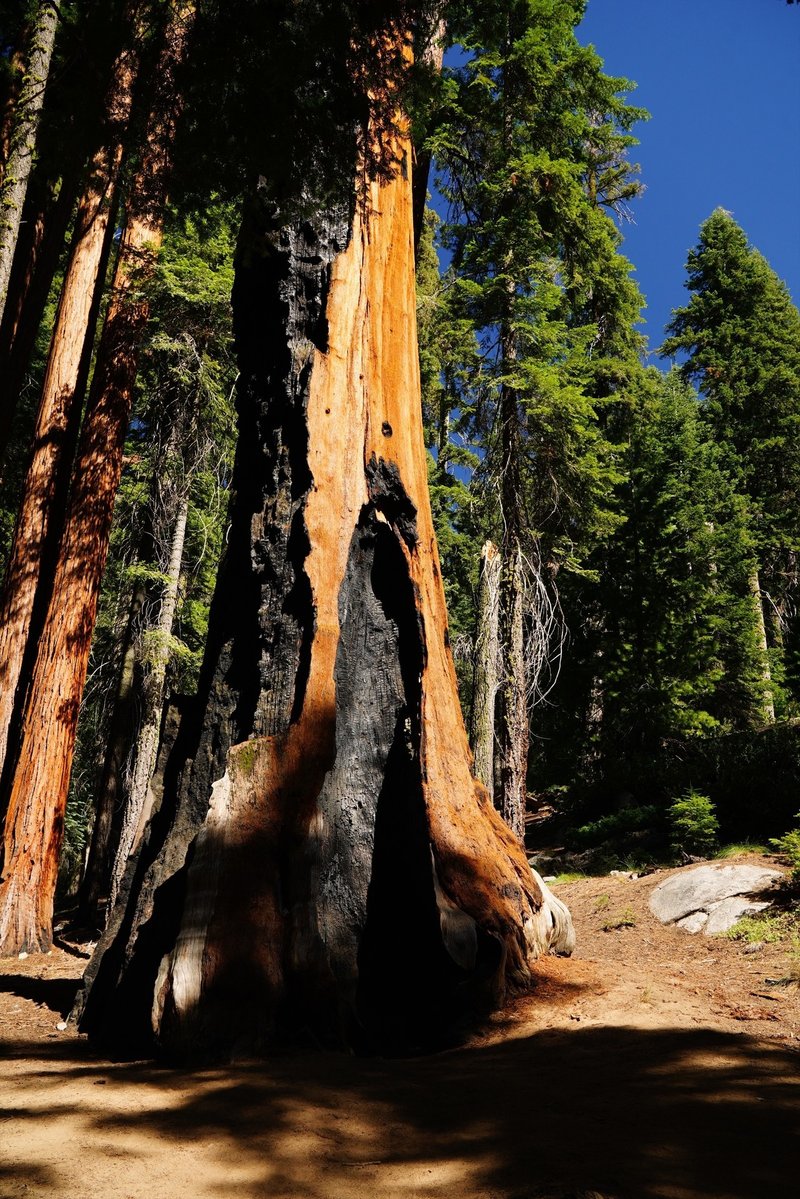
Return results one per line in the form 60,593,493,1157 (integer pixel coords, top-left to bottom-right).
0,0,61,327
0,27,30,178
495,296,528,839
76,117,573,1058
0,3,191,956
498,536,528,840
749,568,775,725
108,496,189,913
78,578,147,926
470,539,500,797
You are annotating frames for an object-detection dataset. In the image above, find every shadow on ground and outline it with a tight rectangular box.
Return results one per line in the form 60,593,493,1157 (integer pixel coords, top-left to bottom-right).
0,973,80,1017
1,1023,797,1199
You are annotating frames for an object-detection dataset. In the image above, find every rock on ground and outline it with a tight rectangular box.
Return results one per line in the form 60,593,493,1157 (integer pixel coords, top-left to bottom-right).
649,863,783,933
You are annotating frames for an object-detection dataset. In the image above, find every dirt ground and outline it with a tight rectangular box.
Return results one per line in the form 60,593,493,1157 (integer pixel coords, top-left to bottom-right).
1,853,798,1199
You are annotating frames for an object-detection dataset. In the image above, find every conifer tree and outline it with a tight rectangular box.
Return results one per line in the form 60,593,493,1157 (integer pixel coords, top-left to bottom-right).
661,208,800,686
428,0,642,834
601,369,770,752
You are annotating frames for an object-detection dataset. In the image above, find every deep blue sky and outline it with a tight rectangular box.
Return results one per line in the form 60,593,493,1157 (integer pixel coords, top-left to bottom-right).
577,0,800,356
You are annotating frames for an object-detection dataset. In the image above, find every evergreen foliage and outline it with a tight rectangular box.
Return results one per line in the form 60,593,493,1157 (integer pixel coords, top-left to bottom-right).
668,789,719,859
662,208,800,565
602,368,769,745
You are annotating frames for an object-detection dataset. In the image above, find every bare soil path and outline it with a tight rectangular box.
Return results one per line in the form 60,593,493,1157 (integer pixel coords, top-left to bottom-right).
1,854,798,1199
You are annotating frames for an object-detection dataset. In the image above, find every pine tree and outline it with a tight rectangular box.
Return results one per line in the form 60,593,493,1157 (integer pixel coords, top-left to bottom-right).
602,369,769,752
661,208,800,683
427,0,642,834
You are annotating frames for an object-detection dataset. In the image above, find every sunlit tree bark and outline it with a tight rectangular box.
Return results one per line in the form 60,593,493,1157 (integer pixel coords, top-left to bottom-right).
77,104,573,1056
0,1,191,956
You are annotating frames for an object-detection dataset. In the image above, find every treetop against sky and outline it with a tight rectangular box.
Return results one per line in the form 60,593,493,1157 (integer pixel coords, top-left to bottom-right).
577,0,800,355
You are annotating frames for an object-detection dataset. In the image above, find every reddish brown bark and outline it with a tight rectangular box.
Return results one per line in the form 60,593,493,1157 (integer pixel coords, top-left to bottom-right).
77,108,573,1056
0,39,138,817
0,168,80,473
0,3,192,956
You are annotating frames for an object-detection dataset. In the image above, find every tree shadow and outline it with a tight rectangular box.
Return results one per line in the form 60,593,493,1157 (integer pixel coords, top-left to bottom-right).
0,973,80,1017
2,1023,797,1198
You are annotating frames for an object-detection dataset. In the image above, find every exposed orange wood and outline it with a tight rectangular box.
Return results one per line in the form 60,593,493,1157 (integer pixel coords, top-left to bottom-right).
153,125,560,1029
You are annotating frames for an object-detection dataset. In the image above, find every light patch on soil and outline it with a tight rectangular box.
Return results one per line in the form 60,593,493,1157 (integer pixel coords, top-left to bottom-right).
1,854,798,1199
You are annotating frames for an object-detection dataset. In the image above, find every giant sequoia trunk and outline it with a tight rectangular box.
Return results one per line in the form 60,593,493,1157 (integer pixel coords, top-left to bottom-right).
0,2,190,956
0,30,138,796
77,127,573,1056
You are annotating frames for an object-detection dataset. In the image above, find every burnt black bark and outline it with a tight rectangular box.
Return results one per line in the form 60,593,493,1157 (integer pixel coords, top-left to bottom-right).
76,197,354,1054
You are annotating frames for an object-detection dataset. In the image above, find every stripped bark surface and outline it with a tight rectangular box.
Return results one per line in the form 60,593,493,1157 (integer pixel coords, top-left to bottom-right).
77,120,573,1057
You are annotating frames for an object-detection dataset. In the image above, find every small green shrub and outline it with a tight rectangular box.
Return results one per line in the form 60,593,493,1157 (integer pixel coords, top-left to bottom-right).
723,913,786,944
770,815,800,881
601,906,636,932
668,789,719,857
573,805,660,848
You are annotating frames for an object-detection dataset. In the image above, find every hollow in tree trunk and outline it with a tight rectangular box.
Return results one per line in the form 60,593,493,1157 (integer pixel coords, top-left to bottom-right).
76,128,573,1058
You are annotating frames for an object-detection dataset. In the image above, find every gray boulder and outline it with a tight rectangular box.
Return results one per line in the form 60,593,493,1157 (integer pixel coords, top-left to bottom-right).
650,864,783,934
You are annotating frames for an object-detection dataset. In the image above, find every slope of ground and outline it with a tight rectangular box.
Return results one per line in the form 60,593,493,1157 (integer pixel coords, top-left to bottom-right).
0,853,797,1199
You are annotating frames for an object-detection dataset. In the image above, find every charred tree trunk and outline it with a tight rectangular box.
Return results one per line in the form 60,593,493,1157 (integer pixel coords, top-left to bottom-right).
470,539,500,798
497,538,527,840
0,0,61,327
77,132,572,1058
0,3,191,956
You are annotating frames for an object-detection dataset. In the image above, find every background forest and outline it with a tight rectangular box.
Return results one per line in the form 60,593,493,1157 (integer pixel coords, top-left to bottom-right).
1,0,799,952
